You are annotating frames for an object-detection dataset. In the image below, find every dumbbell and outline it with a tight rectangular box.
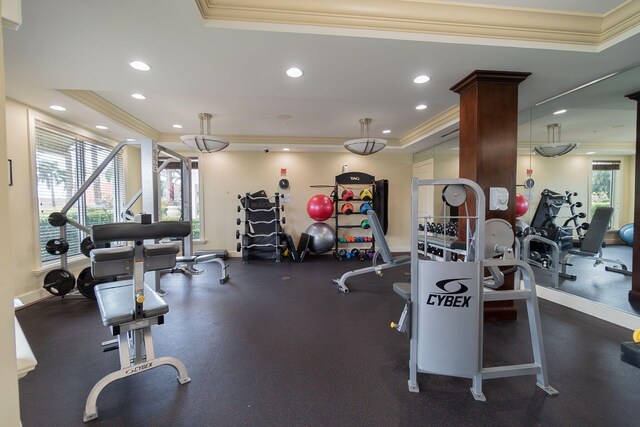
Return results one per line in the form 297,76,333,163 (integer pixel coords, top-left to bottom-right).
338,249,347,259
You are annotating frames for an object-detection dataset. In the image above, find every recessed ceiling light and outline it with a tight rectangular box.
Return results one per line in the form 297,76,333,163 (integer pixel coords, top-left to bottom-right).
129,60,151,71
586,151,596,155
382,129,391,134
416,104,428,110
282,148,290,151
96,125,108,130
131,93,146,100
172,124,183,129
126,138,136,142
413,75,431,84
49,105,66,111
553,109,567,115
286,67,303,78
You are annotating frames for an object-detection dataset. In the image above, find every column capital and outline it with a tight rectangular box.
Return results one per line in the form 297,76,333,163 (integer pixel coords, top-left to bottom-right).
451,70,531,94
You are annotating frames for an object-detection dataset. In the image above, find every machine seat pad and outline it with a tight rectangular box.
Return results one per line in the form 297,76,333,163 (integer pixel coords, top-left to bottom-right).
91,246,134,263
393,282,412,300
391,255,411,265
95,280,169,327
144,243,180,257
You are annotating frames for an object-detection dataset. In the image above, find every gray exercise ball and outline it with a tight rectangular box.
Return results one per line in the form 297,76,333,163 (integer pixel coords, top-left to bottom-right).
305,222,336,254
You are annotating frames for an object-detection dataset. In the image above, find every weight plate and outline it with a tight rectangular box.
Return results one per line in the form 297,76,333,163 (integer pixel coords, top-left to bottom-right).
76,267,98,299
45,238,70,255
442,184,466,207
48,212,67,227
80,236,95,258
43,268,75,296
484,218,515,259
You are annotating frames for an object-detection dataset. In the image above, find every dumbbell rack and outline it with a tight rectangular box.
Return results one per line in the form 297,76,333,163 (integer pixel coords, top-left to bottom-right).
236,191,285,264
333,172,376,260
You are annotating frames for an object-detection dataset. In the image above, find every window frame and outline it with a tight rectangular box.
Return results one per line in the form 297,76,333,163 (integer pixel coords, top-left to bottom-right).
157,154,205,242
28,110,124,267
589,159,622,230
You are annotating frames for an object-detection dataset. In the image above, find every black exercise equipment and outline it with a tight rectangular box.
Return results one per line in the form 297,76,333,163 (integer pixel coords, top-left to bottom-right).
47,211,67,227
43,268,75,296
560,207,632,280
45,238,69,255
237,190,286,263
76,267,118,300
373,179,389,234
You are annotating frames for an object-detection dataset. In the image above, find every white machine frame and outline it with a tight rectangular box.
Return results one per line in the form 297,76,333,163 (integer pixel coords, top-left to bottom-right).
397,178,558,400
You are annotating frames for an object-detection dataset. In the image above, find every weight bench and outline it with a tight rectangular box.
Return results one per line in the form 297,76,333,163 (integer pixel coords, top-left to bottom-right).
332,210,410,293
560,207,631,280
83,218,192,423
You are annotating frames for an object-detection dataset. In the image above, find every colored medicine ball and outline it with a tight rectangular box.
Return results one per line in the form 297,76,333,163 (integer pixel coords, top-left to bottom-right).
360,202,372,214
341,203,355,215
341,189,354,201
307,194,334,221
359,189,373,201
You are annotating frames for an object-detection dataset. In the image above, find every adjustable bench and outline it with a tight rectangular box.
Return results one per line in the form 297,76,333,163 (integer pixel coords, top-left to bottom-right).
83,219,192,423
332,210,410,293
560,207,631,280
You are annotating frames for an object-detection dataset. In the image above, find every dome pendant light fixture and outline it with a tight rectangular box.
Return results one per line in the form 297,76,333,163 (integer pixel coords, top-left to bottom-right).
180,113,230,153
533,123,577,157
343,118,387,155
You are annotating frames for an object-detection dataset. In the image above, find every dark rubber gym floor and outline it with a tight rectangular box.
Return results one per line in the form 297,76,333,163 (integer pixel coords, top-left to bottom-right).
534,244,639,315
16,255,640,426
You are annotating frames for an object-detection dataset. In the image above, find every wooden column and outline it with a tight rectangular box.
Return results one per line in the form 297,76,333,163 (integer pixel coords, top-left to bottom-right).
626,91,640,304
451,70,531,321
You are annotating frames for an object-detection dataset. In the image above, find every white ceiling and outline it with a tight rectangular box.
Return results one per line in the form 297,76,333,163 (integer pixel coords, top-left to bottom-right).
3,0,640,153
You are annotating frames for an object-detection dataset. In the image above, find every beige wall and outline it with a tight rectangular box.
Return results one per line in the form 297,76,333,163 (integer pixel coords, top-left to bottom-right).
0,15,23,425
197,151,413,253
5,100,45,298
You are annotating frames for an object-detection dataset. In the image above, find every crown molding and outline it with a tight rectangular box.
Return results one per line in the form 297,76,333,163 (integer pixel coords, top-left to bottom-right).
196,0,640,51
399,105,460,146
57,90,161,140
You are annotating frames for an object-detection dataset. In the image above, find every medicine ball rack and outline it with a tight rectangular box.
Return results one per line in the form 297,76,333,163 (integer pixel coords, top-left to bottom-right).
333,172,376,260
236,191,286,264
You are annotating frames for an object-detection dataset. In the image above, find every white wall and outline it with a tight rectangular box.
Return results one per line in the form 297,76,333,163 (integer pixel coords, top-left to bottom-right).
0,14,23,425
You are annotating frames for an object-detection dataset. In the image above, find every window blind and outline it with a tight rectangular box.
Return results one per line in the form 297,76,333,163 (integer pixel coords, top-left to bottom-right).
35,122,125,264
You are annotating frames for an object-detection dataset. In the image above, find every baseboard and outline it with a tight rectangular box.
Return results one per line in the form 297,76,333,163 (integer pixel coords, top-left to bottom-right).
536,285,639,331
14,288,54,308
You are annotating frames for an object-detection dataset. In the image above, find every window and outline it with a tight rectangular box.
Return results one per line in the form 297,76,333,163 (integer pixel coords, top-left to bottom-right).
35,121,126,264
590,160,620,229
158,157,201,239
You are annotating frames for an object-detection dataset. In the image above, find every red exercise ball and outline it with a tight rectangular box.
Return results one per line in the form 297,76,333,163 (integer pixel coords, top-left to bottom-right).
516,193,529,217
307,194,334,221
